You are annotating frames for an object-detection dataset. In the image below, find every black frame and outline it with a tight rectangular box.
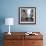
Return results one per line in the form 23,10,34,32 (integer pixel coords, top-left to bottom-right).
19,7,36,24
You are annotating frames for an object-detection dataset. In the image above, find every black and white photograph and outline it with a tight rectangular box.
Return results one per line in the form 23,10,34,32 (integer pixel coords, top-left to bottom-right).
19,7,36,24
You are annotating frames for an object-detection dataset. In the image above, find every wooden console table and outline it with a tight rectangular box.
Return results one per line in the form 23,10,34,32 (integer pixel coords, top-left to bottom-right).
4,32,43,46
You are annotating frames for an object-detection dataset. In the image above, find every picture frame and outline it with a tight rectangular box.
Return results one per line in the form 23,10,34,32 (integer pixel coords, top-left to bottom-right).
19,7,36,24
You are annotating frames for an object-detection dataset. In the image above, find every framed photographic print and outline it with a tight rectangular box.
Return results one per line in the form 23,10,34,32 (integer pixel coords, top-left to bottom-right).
19,7,36,24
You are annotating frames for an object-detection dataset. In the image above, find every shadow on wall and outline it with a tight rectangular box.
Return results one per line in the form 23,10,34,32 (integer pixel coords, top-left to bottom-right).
0,16,5,46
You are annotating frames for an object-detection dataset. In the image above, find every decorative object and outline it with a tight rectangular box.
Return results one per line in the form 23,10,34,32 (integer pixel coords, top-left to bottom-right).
5,18,14,35
19,7,36,24
25,32,38,35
